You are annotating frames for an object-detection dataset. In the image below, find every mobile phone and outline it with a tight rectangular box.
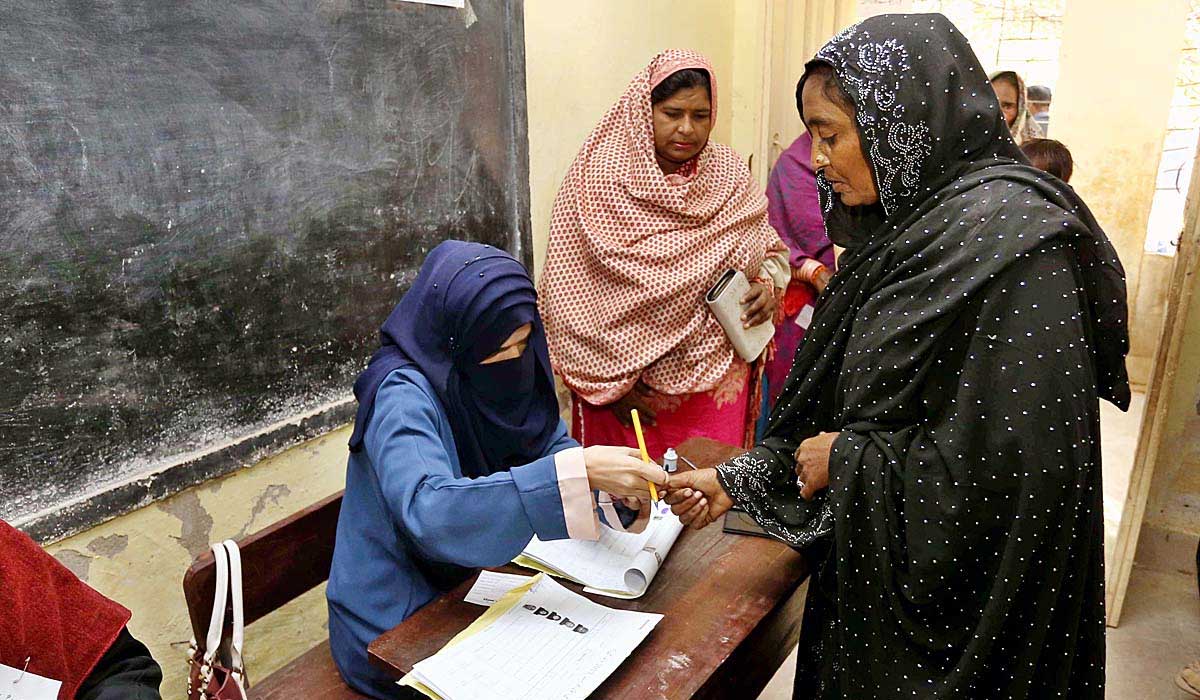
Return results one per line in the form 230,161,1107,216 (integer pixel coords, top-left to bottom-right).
722,508,772,538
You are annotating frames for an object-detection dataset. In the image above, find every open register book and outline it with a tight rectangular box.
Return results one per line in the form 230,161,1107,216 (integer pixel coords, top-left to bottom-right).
514,509,685,598
399,573,661,700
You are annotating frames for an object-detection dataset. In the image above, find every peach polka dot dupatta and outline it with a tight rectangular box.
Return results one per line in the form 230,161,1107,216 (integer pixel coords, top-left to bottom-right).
538,50,785,407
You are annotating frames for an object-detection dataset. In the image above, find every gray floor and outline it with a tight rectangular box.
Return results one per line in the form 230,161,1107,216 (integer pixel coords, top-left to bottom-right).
1108,564,1200,699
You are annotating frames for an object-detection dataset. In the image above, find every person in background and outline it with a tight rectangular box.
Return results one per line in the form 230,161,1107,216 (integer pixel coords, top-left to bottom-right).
0,519,163,700
539,49,790,462
991,70,1044,144
666,13,1128,698
1027,84,1052,133
763,132,834,414
1021,137,1074,183
327,241,665,699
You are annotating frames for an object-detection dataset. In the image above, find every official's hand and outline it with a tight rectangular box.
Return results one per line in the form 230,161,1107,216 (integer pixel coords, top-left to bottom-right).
741,281,776,328
584,446,667,499
611,495,651,524
609,382,656,428
613,496,642,511
663,468,734,530
793,432,839,500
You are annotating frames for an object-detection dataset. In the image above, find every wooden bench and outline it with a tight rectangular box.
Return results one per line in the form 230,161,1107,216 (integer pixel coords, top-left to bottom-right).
182,491,366,699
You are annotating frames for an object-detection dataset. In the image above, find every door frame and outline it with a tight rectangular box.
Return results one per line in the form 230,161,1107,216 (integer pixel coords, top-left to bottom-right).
1106,141,1200,626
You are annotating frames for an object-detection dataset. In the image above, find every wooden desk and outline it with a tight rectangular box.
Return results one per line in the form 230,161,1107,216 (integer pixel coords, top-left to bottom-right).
367,437,809,699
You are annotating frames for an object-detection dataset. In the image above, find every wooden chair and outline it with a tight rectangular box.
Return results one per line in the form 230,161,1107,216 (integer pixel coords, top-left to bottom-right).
182,491,366,699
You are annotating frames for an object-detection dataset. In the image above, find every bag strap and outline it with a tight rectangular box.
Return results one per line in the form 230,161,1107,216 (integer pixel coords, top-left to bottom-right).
222,540,246,674
203,542,229,666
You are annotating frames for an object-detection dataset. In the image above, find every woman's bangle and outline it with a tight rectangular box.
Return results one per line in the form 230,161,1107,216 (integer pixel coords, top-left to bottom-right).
795,259,827,285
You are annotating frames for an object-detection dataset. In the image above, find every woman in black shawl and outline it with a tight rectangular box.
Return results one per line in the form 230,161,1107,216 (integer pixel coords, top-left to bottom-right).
664,14,1129,699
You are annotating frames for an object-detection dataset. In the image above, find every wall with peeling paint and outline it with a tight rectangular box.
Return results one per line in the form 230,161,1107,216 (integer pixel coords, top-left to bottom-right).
45,427,349,697
1143,243,1200,538
1127,253,1177,386
1052,0,1190,387
0,1,529,535
23,5,850,696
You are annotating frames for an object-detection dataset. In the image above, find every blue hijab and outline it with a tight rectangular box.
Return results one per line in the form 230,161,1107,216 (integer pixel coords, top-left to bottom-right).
348,241,560,478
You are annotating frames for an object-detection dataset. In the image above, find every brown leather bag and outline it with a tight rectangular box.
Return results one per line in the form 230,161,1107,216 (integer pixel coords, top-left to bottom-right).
187,541,248,700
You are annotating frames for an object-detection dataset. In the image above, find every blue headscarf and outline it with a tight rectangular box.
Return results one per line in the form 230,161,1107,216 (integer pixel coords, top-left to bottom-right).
348,241,561,478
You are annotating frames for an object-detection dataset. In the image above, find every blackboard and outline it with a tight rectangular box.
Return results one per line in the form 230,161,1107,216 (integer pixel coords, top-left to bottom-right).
0,0,532,540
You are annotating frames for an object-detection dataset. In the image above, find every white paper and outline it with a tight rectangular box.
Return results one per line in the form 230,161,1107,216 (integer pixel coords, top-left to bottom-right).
0,662,62,700
520,511,684,598
795,303,815,329
393,0,465,7
463,571,532,607
460,0,478,28
410,576,661,700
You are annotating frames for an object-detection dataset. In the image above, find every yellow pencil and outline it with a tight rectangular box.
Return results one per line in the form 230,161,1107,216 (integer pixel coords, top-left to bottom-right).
630,409,659,503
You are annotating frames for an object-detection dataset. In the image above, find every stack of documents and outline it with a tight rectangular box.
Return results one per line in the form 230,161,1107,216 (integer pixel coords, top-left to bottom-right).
401,573,661,700
515,510,685,598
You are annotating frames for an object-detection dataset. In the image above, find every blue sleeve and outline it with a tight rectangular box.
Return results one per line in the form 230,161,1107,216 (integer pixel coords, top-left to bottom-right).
542,424,643,531
364,373,574,568
544,421,579,454
539,422,640,530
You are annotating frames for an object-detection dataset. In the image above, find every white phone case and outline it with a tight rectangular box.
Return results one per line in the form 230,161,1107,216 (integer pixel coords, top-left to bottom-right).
705,269,775,362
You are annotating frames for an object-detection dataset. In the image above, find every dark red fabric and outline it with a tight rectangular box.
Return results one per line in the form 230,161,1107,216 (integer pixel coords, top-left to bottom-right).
782,279,817,319
0,520,131,700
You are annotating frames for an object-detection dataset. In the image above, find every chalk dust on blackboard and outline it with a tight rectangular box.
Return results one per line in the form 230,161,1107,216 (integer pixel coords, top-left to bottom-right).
0,0,526,525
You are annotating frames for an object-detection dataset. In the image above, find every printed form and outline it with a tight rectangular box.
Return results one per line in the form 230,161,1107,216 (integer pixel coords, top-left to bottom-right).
404,575,661,700
516,511,685,598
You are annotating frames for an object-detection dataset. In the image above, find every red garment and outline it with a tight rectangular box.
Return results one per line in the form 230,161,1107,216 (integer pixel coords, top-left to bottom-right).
570,363,753,463
0,520,131,700
764,133,831,409
768,279,819,406
539,49,786,406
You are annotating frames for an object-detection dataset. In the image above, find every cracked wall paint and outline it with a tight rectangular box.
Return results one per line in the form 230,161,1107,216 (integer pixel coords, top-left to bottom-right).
54,549,94,580
18,7,786,698
43,426,349,698
158,492,216,560
236,484,292,540
87,534,130,558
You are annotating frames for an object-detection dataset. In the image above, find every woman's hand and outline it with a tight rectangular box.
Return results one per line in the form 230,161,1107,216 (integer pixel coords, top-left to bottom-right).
612,495,650,521
811,265,833,294
741,281,777,328
584,446,667,499
663,468,734,529
609,381,656,428
794,261,832,294
613,495,643,512
794,432,840,500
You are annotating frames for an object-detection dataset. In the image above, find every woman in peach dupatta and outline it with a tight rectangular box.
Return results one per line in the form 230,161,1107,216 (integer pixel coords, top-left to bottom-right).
539,50,789,461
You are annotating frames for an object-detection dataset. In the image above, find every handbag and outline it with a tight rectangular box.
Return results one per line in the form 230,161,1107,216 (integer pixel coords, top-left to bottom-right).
187,540,248,700
705,269,775,361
